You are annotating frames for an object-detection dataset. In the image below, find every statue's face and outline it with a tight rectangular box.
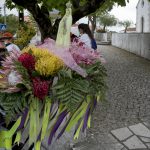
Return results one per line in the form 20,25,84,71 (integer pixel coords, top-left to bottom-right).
66,8,71,16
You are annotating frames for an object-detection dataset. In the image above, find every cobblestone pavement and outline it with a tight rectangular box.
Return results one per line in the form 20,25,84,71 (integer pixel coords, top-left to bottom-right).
41,45,150,150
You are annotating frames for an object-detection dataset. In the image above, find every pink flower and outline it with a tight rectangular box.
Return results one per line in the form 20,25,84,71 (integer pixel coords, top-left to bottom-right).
2,49,21,70
70,37,106,65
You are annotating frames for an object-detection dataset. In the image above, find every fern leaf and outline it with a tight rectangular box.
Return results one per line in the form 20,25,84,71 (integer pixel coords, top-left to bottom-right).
0,92,28,124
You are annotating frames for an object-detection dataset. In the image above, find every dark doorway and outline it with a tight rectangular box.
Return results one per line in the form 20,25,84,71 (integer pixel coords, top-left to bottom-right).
141,17,144,33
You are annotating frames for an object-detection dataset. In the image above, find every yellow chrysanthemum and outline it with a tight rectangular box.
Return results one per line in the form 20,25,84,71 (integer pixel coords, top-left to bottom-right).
35,55,63,76
22,46,64,76
22,46,50,59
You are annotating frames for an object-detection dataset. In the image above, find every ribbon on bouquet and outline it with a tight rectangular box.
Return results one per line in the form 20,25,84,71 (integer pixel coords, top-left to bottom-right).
0,117,21,149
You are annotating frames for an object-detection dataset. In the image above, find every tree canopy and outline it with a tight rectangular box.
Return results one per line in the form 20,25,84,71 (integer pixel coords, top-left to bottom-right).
119,20,133,33
97,13,117,32
0,14,18,33
87,0,115,34
5,0,130,40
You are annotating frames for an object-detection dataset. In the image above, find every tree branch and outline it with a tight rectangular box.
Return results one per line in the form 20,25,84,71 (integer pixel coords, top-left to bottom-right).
72,0,106,23
12,0,53,41
12,0,36,7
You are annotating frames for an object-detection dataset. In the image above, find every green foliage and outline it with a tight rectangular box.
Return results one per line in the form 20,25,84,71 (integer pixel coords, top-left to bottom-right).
4,0,138,40
97,13,118,31
14,23,36,49
5,0,130,12
53,61,107,112
0,62,32,124
85,61,107,100
119,20,133,32
4,0,16,10
119,20,133,27
0,14,19,34
53,69,89,112
5,0,132,18
15,61,32,90
0,92,28,124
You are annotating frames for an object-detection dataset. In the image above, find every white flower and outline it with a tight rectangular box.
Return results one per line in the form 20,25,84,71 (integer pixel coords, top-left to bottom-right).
8,71,22,86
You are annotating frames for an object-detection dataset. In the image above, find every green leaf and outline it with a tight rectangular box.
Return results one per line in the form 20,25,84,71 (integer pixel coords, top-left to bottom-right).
53,77,89,112
14,61,32,90
0,92,29,124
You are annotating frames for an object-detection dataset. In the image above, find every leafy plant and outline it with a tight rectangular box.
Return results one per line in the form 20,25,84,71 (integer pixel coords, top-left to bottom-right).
53,69,89,112
0,61,32,124
14,23,36,49
0,14,19,34
53,61,107,112
0,92,28,124
85,61,107,98
97,13,118,32
119,20,133,33
15,61,32,90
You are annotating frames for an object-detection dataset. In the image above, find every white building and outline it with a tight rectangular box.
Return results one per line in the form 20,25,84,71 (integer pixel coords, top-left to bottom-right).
136,0,150,32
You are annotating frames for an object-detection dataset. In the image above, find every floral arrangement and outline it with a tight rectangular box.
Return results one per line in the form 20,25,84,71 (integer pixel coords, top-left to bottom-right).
0,39,107,150
0,2,107,150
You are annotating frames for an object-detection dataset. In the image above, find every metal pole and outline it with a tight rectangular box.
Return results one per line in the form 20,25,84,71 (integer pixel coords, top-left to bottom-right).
4,3,6,25
0,7,2,16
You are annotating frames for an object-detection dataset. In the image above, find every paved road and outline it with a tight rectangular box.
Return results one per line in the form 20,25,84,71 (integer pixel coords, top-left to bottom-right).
41,45,150,150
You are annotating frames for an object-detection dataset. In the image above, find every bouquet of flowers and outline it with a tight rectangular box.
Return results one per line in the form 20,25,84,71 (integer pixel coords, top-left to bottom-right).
0,2,107,150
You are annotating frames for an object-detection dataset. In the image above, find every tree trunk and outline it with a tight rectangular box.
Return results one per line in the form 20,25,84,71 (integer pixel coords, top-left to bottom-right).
124,26,127,33
27,5,53,41
103,25,106,32
88,15,96,35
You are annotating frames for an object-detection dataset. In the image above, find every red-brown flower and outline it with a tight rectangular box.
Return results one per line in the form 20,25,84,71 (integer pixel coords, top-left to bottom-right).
32,78,50,100
18,53,35,71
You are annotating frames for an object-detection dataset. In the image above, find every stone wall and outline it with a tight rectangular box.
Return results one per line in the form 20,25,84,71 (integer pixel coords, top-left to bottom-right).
112,33,150,60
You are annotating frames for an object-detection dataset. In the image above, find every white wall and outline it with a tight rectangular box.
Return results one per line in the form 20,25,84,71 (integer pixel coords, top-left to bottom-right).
95,33,112,41
112,33,150,60
136,0,150,32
